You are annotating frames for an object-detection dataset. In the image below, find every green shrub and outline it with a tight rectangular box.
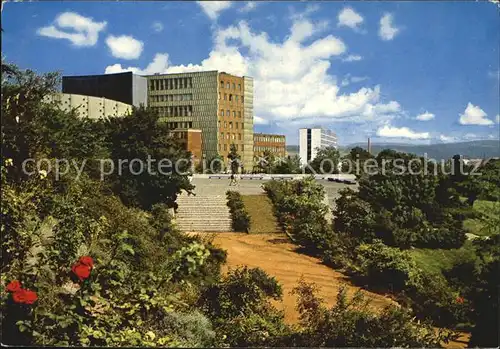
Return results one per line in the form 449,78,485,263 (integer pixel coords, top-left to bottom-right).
226,191,251,232
289,280,457,347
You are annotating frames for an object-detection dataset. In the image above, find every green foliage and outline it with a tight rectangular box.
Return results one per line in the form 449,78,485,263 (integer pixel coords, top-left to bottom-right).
350,240,416,292
198,266,290,347
306,146,340,174
227,143,240,174
226,191,251,232
334,150,468,249
104,107,194,210
341,146,374,176
263,177,331,251
289,280,457,347
272,154,302,174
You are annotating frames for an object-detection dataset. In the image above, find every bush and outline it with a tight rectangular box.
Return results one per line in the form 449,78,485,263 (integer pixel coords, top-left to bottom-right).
226,191,251,232
289,280,457,347
350,240,416,292
198,266,290,347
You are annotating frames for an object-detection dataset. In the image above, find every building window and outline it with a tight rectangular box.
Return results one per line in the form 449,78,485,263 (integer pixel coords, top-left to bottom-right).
160,80,164,90
179,79,184,89
235,95,239,102
229,122,233,129
229,94,232,101
238,133,241,140
150,80,155,91
233,111,236,117
224,144,227,151
226,134,229,140
238,111,241,118
232,134,235,140
238,83,241,90
221,110,224,116
221,81,224,88
221,132,224,139
226,82,230,89
232,83,235,90
241,144,244,151
189,78,193,88
224,94,227,100
218,120,221,128
219,92,221,100
224,121,227,128
226,110,230,116
236,122,239,129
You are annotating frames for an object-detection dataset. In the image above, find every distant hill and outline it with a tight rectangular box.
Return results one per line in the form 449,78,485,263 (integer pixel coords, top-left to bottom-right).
343,140,499,160
286,141,499,160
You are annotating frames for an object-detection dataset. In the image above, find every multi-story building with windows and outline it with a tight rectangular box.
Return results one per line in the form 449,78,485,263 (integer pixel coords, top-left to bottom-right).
299,127,338,166
43,93,133,119
63,71,255,170
147,71,254,170
253,133,287,159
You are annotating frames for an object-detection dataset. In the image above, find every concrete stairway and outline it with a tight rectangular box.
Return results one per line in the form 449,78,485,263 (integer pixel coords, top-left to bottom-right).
175,193,233,232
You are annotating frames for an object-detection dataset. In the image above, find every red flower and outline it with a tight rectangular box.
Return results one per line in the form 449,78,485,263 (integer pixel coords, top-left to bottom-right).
78,256,94,268
456,296,464,304
6,280,22,293
72,263,91,281
12,289,38,304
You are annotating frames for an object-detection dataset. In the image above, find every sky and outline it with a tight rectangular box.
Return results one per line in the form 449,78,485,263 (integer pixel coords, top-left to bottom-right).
2,1,499,146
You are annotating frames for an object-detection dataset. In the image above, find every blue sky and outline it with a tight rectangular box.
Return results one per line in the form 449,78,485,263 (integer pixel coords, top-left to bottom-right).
2,1,499,145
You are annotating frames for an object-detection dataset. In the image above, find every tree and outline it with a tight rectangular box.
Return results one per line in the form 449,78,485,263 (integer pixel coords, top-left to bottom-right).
307,147,340,174
255,150,275,173
227,143,240,175
273,155,302,174
341,146,374,176
104,107,194,210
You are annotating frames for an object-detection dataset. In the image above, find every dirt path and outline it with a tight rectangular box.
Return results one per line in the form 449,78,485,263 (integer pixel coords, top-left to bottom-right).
194,232,470,348
196,232,396,322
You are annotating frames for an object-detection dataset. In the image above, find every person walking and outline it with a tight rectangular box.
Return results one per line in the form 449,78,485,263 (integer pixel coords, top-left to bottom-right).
229,173,236,186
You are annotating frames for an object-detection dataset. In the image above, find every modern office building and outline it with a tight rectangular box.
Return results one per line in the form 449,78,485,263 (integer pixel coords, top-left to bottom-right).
62,70,255,170
253,133,287,159
299,127,338,166
169,129,203,166
147,71,254,170
62,72,148,108
43,93,133,119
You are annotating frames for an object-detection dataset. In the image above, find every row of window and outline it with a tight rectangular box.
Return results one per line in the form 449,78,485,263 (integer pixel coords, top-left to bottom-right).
220,81,242,91
255,146,285,153
151,94,193,102
220,132,242,141
152,105,193,117
166,121,193,129
220,110,242,118
218,93,244,103
255,136,285,143
150,77,193,91
218,120,244,130
219,143,244,151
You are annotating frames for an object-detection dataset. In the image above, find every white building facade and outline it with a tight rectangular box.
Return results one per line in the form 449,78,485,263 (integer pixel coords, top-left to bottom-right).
299,127,338,166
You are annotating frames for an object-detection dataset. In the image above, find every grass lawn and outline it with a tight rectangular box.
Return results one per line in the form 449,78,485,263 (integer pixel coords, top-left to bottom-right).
409,241,476,275
241,195,281,234
463,199,499,237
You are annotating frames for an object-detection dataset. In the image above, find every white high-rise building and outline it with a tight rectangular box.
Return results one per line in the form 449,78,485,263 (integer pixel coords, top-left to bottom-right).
299,127,338,166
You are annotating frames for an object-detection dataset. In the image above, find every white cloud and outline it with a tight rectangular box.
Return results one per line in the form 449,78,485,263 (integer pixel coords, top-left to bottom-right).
105,35,144,60
341,74,368,87
37,12,106,47
342,54,362,62
459,103,494,125
152,21,164,33
104,18,403,129
379,13,400,41
197,1,232,20
254,115,269,125
377,124,430,139
496,114,500,123
337,7,363,30
416,111,435,121
239,1,258,12
439,134,458,143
